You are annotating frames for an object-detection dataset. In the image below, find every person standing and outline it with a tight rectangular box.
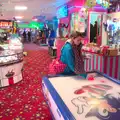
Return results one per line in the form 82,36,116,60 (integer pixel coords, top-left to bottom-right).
23,31,26,43
60,31,87,78
28,31,31,42
93,21,98,43
90,24,94,43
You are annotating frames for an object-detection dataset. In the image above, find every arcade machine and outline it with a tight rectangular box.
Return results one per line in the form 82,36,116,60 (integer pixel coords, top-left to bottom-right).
81,1,120,80
0,19,24,88
55,5,70,58
0,20,13,43
0,34,23,88
0,19,18,43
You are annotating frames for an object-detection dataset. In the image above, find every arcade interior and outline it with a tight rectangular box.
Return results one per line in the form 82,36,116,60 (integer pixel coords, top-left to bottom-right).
0,0,120,120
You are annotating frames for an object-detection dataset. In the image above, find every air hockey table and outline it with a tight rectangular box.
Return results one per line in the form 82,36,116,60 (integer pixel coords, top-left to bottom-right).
42,71,120,120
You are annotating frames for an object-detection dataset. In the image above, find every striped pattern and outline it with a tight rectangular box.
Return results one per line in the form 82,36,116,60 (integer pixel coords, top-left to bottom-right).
83,51,120,80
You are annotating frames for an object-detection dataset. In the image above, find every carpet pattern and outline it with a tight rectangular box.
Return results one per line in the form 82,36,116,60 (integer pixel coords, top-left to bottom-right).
24,43,48,51
0,50,52,120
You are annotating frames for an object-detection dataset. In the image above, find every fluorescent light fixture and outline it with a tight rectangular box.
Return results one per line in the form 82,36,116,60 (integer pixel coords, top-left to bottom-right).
15,6,27,10
33,18,38,21
16,20,21,23
15,16,23,19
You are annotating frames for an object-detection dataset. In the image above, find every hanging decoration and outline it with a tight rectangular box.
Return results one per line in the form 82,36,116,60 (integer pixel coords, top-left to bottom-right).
104,0,110,8
85,0,110,9
108,1,120,13
96,0,110,8
85,0,96,9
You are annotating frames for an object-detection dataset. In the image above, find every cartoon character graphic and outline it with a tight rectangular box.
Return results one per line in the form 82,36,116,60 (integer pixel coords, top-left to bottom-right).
74,84,112,98
86,93,120,120
5,70,15,85
72,84,120,120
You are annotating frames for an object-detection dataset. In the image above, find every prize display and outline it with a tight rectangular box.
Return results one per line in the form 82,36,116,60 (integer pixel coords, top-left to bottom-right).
0,34,23,87
82,43,119,56
0,49,23,65
0,34,23,65
103,15,120,45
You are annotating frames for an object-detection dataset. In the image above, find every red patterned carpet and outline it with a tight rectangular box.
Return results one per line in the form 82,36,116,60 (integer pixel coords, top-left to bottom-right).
0,50,52,120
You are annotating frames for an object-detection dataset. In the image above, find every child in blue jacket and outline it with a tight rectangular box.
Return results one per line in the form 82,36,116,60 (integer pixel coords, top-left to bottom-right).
60,31,87,78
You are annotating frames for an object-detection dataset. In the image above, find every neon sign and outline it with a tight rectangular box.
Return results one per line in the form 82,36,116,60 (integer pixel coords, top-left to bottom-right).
0,21,12,28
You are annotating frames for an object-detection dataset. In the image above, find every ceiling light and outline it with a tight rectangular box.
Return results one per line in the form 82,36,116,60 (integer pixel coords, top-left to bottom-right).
15,6,27,11
16,20,21,23
15,16,23,19
33,18,38,21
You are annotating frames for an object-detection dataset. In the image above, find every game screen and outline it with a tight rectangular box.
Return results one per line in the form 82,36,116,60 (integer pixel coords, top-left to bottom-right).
70,12,87,37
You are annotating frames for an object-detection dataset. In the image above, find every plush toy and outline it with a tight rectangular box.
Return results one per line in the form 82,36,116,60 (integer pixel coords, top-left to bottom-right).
85,0,96,8
23,52,28,56
79,7,88,19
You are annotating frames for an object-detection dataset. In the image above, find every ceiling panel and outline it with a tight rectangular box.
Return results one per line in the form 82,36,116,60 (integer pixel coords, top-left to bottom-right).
0,0,70,21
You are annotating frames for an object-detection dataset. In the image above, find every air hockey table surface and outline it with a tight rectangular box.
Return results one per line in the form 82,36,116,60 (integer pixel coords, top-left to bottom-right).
42,72,120,120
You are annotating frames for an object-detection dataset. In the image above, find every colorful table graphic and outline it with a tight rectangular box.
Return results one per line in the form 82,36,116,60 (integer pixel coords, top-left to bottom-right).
42,72,120,120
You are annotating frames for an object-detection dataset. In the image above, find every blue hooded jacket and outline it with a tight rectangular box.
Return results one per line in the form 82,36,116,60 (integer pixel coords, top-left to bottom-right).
60,42,75,74
60,42,87,78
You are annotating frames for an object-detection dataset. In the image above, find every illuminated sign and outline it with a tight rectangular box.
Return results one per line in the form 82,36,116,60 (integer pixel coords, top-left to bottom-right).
0,21,12,28
57,5,68,19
